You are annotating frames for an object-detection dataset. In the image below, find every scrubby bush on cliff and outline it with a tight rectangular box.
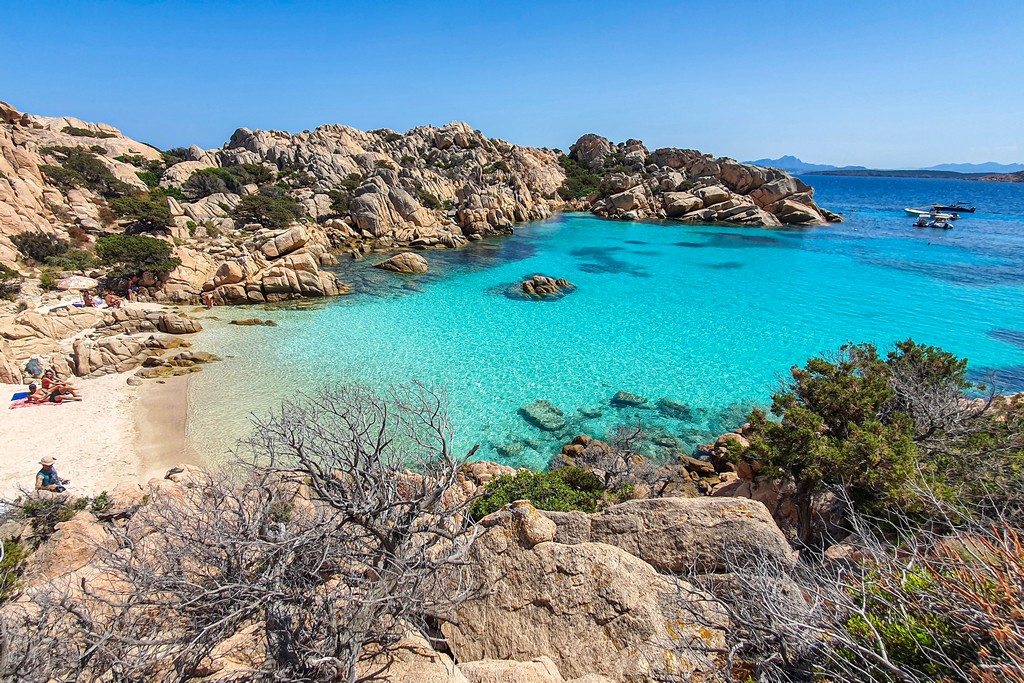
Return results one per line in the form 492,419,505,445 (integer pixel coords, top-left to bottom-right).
46,248,97,271
742,340,1021,547
557,154,601,200
0,264,22,299
184,164,276,200
3,384,478,682
96,234,180,278
231,189,304,229
38,146,133,198
470,466,606,520
109,195,172,234
61,125,115,139
10,231,68,264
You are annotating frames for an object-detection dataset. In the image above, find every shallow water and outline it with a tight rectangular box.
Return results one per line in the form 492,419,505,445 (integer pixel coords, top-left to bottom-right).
188,176,1024,468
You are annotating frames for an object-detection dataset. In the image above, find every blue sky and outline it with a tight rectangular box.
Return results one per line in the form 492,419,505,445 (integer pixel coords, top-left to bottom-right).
3,0,1022,167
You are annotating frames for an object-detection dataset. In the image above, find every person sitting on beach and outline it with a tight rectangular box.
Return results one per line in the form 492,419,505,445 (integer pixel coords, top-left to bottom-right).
27,382,80,404
82,290,98,307
104,290,123,308
35,456,70,493
41,369,79,398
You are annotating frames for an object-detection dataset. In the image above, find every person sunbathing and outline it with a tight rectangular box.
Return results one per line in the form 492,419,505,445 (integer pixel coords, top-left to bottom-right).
41,369,79,397
105,290,123,308
27,382,80,404
82,290,98,307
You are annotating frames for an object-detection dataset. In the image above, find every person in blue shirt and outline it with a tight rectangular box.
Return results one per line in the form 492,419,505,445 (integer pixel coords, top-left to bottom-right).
35,456,69,493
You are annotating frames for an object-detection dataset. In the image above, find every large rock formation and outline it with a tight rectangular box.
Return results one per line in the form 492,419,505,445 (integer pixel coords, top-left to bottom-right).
570,134,841,227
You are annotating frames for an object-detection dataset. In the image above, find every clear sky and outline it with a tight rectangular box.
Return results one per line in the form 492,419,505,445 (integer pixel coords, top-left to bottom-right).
3,0,1022,168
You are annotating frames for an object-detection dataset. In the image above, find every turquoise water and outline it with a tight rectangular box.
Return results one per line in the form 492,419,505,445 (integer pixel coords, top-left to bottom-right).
187,177,1024,468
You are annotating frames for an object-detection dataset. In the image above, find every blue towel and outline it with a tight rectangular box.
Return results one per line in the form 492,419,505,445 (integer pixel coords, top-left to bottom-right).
11,391,28,400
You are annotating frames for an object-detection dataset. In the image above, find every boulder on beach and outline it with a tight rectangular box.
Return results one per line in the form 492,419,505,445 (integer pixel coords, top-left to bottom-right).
374,252,429,274
519,399,567,432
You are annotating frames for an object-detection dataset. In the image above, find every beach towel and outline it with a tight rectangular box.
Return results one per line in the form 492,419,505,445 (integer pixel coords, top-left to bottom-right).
11,391,28,401
8,398,62,409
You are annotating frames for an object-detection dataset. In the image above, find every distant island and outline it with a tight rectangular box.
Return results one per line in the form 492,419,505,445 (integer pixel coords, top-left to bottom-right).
746,155,1024,182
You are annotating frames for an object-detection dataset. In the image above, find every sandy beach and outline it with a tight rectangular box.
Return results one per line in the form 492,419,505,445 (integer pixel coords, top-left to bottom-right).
0,373,198,501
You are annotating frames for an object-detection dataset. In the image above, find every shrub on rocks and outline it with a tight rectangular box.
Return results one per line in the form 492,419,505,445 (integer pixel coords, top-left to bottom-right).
11,231,69,263
469,467,606,520
231,192,304,229
96,234,181,278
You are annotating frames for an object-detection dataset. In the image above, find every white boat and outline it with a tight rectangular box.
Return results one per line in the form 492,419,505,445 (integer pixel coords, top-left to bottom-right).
904,207,954,219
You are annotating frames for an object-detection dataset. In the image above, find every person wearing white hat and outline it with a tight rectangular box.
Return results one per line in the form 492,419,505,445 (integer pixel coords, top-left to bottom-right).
35,456,70,493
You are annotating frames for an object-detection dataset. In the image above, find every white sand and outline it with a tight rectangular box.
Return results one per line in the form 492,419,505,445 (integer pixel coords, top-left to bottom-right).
0,373,198,501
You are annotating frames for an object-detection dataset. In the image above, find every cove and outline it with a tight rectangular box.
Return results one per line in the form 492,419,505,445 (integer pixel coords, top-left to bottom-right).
188,178,1024,469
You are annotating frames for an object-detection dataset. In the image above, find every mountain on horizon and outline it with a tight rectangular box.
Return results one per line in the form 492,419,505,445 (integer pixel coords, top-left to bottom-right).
922,162,1024,173
745,155,866,174
747,155,1024,175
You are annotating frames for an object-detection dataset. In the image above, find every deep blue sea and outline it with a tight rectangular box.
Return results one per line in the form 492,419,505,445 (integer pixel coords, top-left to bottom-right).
187,176,1024,467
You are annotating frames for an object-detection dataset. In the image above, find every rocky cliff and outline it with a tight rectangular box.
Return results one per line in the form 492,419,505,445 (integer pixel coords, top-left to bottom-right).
1,101,838,309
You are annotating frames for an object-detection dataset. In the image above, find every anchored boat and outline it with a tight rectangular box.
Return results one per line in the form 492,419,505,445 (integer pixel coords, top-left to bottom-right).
905,207,956,220
933,201,975,213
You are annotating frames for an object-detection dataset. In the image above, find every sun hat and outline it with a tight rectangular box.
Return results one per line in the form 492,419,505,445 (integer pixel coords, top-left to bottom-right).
40,456,56,466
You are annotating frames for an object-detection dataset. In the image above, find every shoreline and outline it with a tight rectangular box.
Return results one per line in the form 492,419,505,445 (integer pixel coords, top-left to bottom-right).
0,372,200,502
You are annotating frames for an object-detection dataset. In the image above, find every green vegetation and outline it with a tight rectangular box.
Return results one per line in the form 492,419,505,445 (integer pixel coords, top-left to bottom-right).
557,154,601,200
0,539,27,603
38,147,133,198
184,164,275,200
109,195,172,234
61,125,115,139
161,147,189,165
743,339,1024,546
482,161,510,174
231,189,304,229
38,267,59,291
96,234,181,278
324,174,365,218
11,231,68,263
416,190,442,210
47,249,98,271
469,467,606,520
0,264,22,299
20,494,112,545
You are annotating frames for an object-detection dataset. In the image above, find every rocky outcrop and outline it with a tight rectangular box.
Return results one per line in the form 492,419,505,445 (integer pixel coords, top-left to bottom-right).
375,251,429,274
445,501,729,682
518,275,575,299
572,135,838,227
0,305,205,381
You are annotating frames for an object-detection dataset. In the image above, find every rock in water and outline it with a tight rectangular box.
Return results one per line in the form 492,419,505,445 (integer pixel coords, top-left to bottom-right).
374,252,429,274
657,396,692,421
519,399,567,431
610,390,647,407
519,274,576,299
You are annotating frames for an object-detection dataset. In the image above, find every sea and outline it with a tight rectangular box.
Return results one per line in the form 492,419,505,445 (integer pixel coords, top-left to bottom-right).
185,176,1024,468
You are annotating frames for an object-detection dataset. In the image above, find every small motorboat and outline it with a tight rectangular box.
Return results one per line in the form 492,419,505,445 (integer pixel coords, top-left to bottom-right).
905,207,955,219
933,201,975,213
914,215,952,230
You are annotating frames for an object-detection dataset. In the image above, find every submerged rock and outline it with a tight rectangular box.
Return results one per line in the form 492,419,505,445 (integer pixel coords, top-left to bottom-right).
374,251,429,274
657,396,692,421
610,390,647,407
519,399,567,432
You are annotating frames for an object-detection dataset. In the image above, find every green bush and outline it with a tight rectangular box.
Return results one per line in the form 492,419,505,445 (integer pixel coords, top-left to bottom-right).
0,539,27,603
39,147,133,197
150,185,185,202
184,164,275,200
469,467,606,520
38,267,61,291
161,147,189,165
557,154,601,200
483,161,510,174
0,264,22,300
231,192,303,229
62,125,115,139
416,190,442,210
46,248,98,271
11,231,68,263
96,234,181,278
109,195,172,234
